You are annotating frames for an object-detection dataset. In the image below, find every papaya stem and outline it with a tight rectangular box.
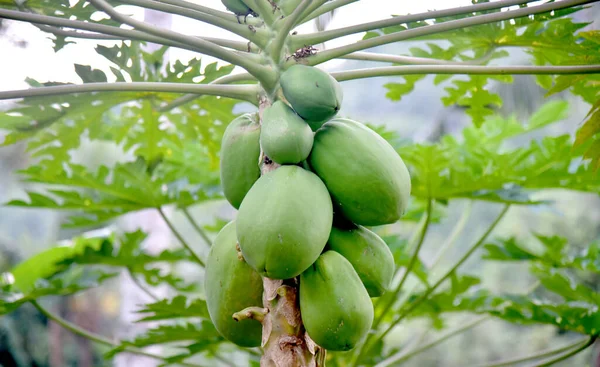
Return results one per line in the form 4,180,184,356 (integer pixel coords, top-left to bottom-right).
232,306,269,323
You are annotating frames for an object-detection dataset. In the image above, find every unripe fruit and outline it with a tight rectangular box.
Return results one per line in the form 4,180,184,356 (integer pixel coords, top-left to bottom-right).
260,101,314,164
221,0,253,15
220,113,261,209
300,251,374,351
326,225,395,297
205,221,263,347
280,65,343,127
237,166,333,279
308,118,411,226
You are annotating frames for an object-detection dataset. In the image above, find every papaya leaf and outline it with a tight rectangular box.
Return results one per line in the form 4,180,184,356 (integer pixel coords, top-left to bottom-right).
104,321,223,359
135,295,209,322
483,238,540,262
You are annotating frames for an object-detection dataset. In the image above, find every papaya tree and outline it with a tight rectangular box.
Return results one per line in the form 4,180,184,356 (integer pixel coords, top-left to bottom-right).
1,0,600,366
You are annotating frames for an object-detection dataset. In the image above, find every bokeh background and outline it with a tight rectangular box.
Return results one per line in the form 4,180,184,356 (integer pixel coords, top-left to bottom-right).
1,1,599,366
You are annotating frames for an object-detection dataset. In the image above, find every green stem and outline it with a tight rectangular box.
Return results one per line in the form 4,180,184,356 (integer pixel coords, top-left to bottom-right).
299,0,594,65
0,82,259,104
373,198,432,330
250,0,278,26
31,300,203,367
182,208,212,248
157,207,205,267
474,336,590,367
127,268,159,301
527,336,597,367
357,204,510,365
300,0,358,25
269,0,312,64
0,9,247,52
116,0,269,48
340,51,494,66
89,0,275,85
332,64,600,82
156,0,264,26
156,72,256,112
376,316,490,367
297,0,330,25
293,0,538,47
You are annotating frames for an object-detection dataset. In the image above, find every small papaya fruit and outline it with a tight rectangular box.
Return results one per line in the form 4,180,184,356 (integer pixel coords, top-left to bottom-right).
205,221,263,347
221,0,253,15
280,65,343,126
260,101,314,164
327,225,395,297
220,113,261,209
237,165,333,279
300,251,374,351
308,118,411,226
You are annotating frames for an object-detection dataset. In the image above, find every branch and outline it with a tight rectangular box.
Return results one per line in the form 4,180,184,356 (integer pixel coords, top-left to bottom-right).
297,0,330,25
372,198,432,330
0,82,260,104
157,72,256,112
355,204,511,366
340,50,494,66
527,336,597,367
0,9,249,53
293,0,538,47
31,300,203,367
182,208,212,248
475,336,592,367
299,0,595,65
376,316,490,367
88,0,275,85
300,0,358,25
157,0,263,26
157,207,205,267
269,0,312,64
332,64,600,82
116,0,269,47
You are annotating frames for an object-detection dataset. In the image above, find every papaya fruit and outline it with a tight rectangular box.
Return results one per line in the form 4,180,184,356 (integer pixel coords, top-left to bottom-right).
308,118,411,226
260,101,314,164
327,225,395,297
205,221,264,347
220,113,261,209
237,165,333,279
221,0,253,15
280,65,343,126
300,251,374,351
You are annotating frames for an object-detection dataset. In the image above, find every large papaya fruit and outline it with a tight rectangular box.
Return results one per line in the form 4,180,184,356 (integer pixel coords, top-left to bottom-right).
221,0,253,15
220,113,261,209
260,101,314,164
279,65,343,127
300,251,374,351
308,118,411,226
237,165,333,279
205,221,263,347
327,225,395,297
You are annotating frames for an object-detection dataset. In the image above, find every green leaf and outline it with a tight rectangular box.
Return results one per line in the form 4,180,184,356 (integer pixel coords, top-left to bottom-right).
483,238,540,262
135,296,209,322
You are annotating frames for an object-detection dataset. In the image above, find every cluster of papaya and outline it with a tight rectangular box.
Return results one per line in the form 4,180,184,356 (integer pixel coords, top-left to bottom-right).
205,56,411,352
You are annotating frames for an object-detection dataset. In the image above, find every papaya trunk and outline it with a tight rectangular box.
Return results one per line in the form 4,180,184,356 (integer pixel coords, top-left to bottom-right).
260,277,325,367
257,99,325,367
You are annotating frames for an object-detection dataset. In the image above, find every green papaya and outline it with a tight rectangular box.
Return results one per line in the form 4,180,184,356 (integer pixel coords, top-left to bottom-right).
237,165,333,279
300,251,374,351
221,0,253,15
280,65,343,126
260,101,314,165
205,221,264,347
308,118,411,226
327,225,395,297
220,113,261,209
